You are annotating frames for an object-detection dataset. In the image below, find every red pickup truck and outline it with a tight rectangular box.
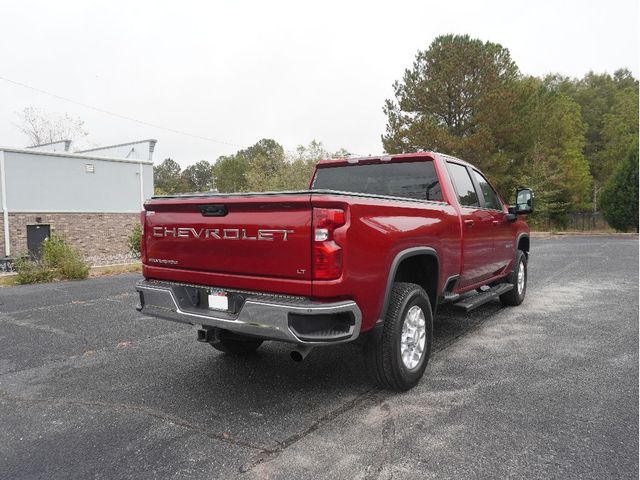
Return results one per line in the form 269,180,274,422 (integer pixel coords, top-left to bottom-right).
136,152,533,390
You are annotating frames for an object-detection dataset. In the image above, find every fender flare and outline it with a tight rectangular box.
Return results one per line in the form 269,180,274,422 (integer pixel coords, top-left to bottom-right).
508,233,530,274
515,232,530,255
377,246,439,324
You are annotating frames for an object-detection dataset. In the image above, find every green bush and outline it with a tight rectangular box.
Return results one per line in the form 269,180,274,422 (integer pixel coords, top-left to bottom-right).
128,223,142,258
14,257,54,284
601,139,639,232
14,233,89,284
42,234,90,279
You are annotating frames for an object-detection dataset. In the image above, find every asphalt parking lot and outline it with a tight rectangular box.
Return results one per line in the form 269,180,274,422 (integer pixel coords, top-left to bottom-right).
0,235,638,479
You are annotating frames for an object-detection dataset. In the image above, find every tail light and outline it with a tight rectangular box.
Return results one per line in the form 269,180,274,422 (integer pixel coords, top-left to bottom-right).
312,208,346,280
139,210,147,263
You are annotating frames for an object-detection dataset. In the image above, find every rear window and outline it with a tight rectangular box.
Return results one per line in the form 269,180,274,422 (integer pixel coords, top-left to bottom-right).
312,161,443,201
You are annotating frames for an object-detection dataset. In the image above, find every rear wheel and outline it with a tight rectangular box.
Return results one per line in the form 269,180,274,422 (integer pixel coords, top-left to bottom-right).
211,332,263,355
363,282,433,391
500,250,527,306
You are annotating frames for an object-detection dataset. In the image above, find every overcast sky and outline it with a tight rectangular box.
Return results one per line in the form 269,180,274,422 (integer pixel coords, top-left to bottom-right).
1,0,638,167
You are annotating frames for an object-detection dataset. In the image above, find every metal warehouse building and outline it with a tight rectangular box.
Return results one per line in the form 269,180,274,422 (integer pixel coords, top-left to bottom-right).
0,139,155,265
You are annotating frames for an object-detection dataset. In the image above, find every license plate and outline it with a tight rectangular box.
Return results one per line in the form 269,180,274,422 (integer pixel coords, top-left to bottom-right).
208,290,229,311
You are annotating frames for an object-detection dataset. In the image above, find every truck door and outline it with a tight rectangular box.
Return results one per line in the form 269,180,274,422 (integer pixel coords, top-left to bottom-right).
470,169,515,275
446,162,495,288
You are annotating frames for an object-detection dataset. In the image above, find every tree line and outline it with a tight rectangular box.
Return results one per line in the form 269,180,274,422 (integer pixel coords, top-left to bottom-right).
154,34,638,230
154,139,348,194
383,34,638,230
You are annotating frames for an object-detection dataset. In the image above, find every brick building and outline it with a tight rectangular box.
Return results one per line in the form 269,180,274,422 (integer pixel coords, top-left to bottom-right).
0,139,155,265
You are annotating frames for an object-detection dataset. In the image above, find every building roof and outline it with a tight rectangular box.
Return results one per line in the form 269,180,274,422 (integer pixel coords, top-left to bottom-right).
75,139,157,154
0,145,154,165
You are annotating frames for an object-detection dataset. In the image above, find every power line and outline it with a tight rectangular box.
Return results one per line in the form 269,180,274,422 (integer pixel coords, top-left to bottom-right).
0,75,243,148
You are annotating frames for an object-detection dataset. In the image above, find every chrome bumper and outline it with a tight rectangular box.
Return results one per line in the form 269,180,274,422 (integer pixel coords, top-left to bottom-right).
135,279,362,345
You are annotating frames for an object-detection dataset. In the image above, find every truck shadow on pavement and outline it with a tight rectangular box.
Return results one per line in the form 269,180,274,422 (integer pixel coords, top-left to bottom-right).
154,301,506,432
181,301,504,392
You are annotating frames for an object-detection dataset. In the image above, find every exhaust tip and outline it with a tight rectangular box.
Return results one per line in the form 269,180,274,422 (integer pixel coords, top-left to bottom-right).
290,346,313,362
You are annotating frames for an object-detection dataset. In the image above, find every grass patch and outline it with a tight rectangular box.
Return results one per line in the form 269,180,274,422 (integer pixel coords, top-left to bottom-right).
0,275,18,287
89,263,141,277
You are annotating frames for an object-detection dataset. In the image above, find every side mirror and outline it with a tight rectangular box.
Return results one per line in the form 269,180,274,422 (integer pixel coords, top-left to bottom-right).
513,187,534,215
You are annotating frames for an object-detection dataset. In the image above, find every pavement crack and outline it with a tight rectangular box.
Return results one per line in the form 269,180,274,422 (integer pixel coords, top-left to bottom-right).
239,388,380,473
364,402,397,480
0,389,270,453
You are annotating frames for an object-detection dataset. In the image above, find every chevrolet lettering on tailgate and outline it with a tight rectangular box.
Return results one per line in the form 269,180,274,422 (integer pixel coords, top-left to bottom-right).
152,226,294,241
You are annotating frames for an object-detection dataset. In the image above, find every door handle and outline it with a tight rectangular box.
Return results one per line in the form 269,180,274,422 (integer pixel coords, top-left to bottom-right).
492,220,500,225
464,219,474,227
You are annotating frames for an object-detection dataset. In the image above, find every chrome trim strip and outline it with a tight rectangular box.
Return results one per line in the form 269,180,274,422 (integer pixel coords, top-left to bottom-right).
143,278,307,302
150,189,448,206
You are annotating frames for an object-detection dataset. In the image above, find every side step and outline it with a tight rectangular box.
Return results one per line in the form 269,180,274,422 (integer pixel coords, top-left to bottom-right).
453,283,513,312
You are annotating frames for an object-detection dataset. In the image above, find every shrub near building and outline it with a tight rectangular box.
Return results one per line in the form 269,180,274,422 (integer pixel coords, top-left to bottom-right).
128,223,142,258
15,234,90,284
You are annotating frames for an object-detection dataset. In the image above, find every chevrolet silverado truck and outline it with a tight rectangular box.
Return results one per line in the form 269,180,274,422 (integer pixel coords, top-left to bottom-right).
136,152,533,391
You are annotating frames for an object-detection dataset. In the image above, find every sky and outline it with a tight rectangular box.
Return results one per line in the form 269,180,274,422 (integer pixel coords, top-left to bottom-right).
0,0,638,168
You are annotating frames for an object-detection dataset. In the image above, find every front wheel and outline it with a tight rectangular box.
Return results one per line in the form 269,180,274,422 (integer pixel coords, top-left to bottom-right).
500,250,527,306
363,282,433,391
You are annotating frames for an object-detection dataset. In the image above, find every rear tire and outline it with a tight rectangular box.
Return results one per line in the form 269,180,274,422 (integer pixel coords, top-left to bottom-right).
211,333,263,355
363,282,433,391
500,250,527,306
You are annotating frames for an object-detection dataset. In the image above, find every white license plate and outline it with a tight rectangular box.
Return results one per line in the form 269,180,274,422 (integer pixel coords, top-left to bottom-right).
208,291,229,311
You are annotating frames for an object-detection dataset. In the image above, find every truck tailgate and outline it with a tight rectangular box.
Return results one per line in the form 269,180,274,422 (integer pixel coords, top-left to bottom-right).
143,194,312,281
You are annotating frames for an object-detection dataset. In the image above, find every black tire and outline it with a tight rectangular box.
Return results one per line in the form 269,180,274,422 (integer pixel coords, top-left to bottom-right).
211,334,263,355
363,282,433,391
500,250,527,306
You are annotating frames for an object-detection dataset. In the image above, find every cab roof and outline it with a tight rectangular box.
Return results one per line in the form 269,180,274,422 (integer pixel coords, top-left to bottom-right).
315,151,475,169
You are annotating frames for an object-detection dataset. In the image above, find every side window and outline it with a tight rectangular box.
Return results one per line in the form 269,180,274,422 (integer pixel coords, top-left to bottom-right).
447,162,479,207
472,170,502,210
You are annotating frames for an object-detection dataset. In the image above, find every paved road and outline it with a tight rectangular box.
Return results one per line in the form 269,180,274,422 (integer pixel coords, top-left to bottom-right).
0,236,637,479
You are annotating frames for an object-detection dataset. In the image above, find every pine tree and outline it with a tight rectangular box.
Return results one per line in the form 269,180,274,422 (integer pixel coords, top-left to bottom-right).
601,139,639,232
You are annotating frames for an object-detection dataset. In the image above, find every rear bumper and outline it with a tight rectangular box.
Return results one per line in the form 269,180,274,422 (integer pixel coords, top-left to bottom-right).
135,279,362,345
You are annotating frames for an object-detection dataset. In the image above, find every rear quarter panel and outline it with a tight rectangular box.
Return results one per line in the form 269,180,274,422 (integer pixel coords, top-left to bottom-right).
311,194,461,332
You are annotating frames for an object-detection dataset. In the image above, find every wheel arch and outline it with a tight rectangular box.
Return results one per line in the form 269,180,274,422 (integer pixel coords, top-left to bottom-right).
378,247,439,323
516,233,530,257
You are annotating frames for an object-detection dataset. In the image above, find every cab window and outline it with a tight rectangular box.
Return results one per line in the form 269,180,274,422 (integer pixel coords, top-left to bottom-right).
447,162,479,207
472,170,502,210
